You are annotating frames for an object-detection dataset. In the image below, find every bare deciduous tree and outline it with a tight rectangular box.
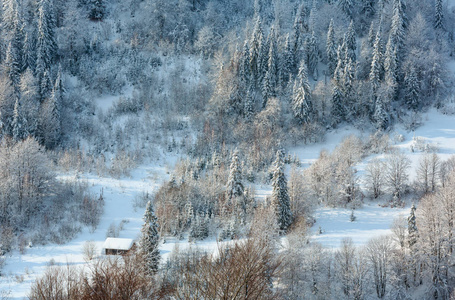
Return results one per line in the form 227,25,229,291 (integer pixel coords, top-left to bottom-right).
366,235,394,298
365,158,385,199
385,150,410,205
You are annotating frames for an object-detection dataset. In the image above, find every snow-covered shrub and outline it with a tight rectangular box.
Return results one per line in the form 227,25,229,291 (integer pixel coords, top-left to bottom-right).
366,131,390,154
410,136,439,153
106,222,119,238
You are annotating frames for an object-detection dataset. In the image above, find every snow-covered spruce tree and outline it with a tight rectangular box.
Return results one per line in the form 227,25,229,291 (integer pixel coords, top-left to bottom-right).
373,95,390,130
262,38,278,102
293,3,308,56
361,0,375,16
267,27,278,85
262,70,273,106
368,21,376,47
434,0,443,30
271,149,292,233
88,0,106,21
239,40,251,89
39,69,52,102
23,31,37,73
326,19,337,77
331,84,345,126
4,42,21,90
308,0,318,31
404,67,420,110
36,0,57,100
257,30,269,92
190,213,209,241
292,61,313,125
280,34,294,87
19,69,39,136
12,14,24,68
338,0,354,19
141,200,160,275
12,97,27,141
40,69,63,149
369,28,383,98
226,149,244,203
304,31,318,80
384,35,398,97
2,0,19,31
344,21,356,63
407,204,417,248
249,16,263,86
334,44,345,84
389,0,406,59
341,57,355,113
244,89,255,121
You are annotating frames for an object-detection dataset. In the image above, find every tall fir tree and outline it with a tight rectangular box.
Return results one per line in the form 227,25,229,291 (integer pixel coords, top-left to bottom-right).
240,40,251,89
369,28,383,98
4,42,21,91
331,84,345,125
271,149,292,232
36,0,57,100
2,0,18,31
140,201,161,275
334,44,345,84
249,16,263,87
342,57,355,112
338,0,354,19
41,86,61,148
280,34,294,87
407,204,418,248
12,15,24,73
293,3,308,56
361,0,375,16
262,30,278,101
434,0,444,30
384,35,398,85
308,0,318,30
262,70,273,106
405,67,420,110
257,30,270,89
88,0,106,21
367,21,376,47
326,19,337,77
226,149,244,202
389,0,406,58
23,31,37,73
19,69,39,136
12,97,27,141
305,31,318,80
373,95,390,130
244,89,255,121
36,0,57,71
292,60,313,125
344,21,357,63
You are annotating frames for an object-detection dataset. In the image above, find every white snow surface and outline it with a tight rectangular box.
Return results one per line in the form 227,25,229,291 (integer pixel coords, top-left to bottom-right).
310,203,409,248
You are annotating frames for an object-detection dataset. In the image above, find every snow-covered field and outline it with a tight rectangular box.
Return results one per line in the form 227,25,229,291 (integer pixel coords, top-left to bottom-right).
2,106,455,297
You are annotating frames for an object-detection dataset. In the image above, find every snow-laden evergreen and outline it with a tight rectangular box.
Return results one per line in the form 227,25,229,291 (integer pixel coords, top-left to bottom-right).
292,60,313,125
271,149,292,233
226,149,244,202
140,200,161,275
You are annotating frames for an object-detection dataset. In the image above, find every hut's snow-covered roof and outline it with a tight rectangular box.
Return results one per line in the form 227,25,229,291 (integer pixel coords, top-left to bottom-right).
102,238,134,250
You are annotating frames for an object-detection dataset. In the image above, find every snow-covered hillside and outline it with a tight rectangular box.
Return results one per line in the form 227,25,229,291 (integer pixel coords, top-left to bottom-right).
2,105,455,297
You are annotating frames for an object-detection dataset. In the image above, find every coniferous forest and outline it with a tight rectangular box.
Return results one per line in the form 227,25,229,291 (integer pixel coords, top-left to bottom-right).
0,0,455,299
